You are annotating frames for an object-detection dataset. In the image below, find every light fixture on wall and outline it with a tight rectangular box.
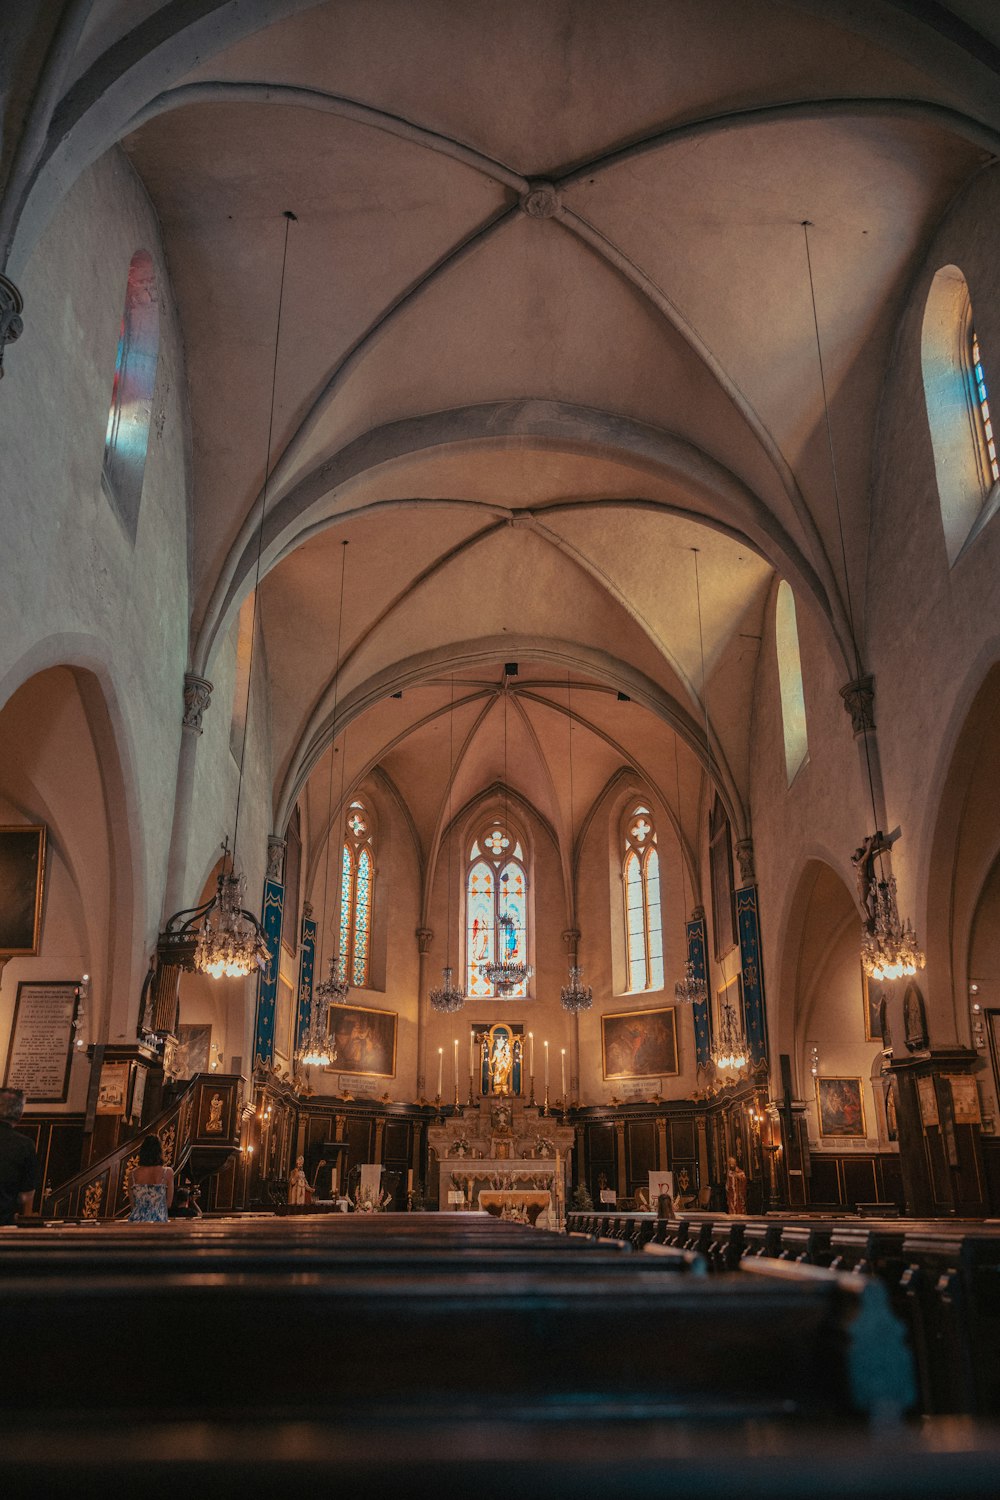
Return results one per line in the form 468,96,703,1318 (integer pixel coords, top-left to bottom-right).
192,213,299,980
430,677,467,1013
480,674,533,997
672,706,706,1007
801,220,925,984
560,675,593,1014
314,539,351,1009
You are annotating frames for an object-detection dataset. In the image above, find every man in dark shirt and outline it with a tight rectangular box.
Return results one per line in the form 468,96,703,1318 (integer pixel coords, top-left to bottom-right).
0,1087,41,1224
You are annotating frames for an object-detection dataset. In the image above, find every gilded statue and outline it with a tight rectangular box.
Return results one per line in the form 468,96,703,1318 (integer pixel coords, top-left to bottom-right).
488,1032,513,1095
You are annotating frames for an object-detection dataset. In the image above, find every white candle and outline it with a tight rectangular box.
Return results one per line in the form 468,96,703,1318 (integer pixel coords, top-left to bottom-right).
544,1040,549,1085
437,1047,443,1098
453,1038,459,1089
561,1048,566,1098
529,1031,534,1074
470,1032,475,1076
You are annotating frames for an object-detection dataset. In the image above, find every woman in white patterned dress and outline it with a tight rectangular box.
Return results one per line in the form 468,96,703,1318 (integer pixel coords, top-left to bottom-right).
128,1134,174,1222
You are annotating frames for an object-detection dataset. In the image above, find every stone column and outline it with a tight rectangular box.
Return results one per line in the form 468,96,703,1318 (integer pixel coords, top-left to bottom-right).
839,674,888,832
415,926,433,1098
162,674,213,921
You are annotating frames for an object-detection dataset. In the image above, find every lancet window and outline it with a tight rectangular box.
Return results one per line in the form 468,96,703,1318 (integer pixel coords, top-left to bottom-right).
339,799,374,988
466,821,528,998
622,804,664,993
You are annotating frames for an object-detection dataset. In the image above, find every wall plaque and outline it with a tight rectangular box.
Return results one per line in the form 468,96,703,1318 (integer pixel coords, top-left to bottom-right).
3,980,79,1102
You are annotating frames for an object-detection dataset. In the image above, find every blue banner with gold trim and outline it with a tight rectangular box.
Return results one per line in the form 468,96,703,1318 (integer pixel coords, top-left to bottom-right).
296,911,317,1053
736,884,767,1066
686,915,711,1068
254,878,284,1068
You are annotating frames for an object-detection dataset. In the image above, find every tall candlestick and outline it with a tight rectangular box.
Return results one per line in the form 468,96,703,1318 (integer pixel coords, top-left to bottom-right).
561,1048,566,1099
544,1040,549,1086
529,1031,534,1075
437,1047,443,1100
470,1032,475,1078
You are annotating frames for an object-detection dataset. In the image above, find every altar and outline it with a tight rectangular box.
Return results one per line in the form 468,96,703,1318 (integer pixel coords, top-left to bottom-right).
427,1091,575,1227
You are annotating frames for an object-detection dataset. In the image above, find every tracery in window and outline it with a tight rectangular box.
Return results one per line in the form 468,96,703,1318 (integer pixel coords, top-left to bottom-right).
339,799,374,988
922,265,1000,564
775,581,809,786
466,822,528,998
102,249,159,542
621,804,664,993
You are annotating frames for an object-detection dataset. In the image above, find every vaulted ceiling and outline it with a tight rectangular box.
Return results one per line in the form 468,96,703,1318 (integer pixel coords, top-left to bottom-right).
8,0,998,874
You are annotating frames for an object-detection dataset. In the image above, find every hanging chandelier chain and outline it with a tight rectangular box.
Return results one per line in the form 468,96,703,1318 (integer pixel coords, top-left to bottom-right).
802,222,883,858
431,673,467,1012
315,538,351,1008
232,209,296,874
560,671,592,1014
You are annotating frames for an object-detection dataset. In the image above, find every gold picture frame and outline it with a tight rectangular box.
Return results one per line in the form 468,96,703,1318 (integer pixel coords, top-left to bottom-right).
327,1002,397,1078
0,824,46,956
816,1076,867,1138
601,1005,679,1080
862,966,882,1043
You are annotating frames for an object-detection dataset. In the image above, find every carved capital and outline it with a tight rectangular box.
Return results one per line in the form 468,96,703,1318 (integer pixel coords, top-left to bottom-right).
840,674,876,736
266,836,286,884
736,838,756,885
182,674,213,733
520,181,561,218
691,904,706,923
0,274,24,379
416,926,434,955
561,927,581,955
303,900,314,921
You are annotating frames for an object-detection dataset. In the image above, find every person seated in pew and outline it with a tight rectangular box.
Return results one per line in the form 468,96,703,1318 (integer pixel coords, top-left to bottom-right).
128,1135,174,1223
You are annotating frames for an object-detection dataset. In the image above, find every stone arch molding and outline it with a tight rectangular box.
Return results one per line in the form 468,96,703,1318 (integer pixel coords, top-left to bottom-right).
274,635,749,857
195,400,849,682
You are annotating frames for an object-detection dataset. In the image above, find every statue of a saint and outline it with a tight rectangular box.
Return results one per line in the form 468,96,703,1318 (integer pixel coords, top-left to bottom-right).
725,1155,747,1215
288,1155,309,1206
489,1032,513,1095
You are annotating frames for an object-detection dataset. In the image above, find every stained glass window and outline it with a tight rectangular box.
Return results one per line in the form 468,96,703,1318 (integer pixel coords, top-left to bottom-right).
972,330,999,485
340,799,375,988
622,804,664,993
466,824,529,998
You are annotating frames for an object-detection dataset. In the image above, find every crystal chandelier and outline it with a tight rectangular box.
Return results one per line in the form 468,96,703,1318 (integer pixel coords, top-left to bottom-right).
430,965,467,1013
861,871,926,981
296,983,335,1068
431,677,467,1013
674,959,707,1006
191,215,299,983
315,955,350,1006
193,864,270,979
482,913,533,996
561,965,593,1014
801,222,926,992
712,987,748,1076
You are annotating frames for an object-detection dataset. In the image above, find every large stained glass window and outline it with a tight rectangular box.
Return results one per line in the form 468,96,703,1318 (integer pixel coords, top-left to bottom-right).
340,799,375,988
622,804,664,993
466,824,529,998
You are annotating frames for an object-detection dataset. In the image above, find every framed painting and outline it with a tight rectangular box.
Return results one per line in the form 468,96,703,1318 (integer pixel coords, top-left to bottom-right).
327,1003,397,1078
0,825,46,956
862,967,883,1044
602,1006,679,1080
816,1076,867,1138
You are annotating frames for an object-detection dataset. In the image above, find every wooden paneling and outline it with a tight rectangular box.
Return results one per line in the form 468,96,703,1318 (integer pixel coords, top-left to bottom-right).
626,1119,656,1194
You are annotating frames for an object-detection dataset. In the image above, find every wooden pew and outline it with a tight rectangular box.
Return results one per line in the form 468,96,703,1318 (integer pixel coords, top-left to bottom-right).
0,1217,915,1429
